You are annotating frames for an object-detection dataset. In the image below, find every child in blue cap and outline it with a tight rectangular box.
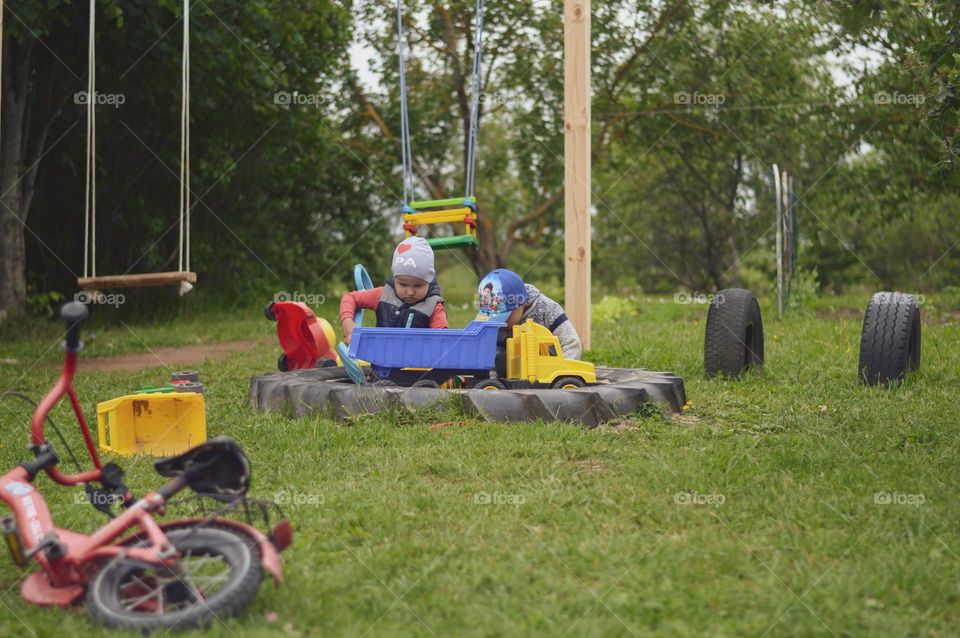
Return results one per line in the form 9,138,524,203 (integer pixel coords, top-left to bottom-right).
476,269,583,359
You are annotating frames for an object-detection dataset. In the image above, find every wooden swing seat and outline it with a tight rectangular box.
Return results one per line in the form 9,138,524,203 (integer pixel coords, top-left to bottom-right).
77,271,197,291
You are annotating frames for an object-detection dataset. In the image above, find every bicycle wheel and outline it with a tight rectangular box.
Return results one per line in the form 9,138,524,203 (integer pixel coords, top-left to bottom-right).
87,524,263,631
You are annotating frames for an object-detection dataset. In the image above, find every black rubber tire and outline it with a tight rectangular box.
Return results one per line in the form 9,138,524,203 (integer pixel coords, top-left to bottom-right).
373,379,397,387
170,371,200,382
551,376,586,389
87,525,263,632
174,382,204,394
277,354,289,372
411,380,440,389
475,379,507,390
264,302,276,321
316,358,337,368
858,291,921,386
704,288,765,379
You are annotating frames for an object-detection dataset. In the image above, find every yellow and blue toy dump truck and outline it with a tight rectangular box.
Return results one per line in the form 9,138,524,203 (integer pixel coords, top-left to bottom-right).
349,318,596,389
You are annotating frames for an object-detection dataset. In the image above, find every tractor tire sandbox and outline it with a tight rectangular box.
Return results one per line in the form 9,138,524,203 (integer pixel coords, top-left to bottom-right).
249,367,686,428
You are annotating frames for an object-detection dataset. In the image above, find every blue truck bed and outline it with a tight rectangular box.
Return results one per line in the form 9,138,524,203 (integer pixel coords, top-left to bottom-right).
348,320,505,377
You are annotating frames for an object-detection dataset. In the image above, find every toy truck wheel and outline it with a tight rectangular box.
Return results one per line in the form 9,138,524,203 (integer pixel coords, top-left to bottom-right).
316,358,337,368
858,291,921,386
476,379,506,390
551,376,586,390
264,302,277,321
373,379,397,387
171,370,200,382
704,288,764,379
277,354,289,372
412,380,440,389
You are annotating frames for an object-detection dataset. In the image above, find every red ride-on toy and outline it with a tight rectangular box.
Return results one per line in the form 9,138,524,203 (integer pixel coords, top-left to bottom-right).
265,301,337,371
0,302,292,631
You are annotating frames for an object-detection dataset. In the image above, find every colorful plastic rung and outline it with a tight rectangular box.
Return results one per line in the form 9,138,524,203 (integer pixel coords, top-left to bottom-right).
409,197,476,211
403,207,478,246
428,235,480,250
403,199,479,249
403,208,476,226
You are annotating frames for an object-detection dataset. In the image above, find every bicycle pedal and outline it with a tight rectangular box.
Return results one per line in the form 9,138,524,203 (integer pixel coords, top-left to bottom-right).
24,532,65,561
1,516,25,567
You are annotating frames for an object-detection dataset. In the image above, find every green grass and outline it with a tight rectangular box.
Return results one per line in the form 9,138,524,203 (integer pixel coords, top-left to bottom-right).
0,293,958,636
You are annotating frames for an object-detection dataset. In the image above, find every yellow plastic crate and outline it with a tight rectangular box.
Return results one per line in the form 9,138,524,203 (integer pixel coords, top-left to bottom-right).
97,392,206,457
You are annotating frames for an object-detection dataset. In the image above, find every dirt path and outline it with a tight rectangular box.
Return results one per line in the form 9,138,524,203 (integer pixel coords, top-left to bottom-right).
82,340,259,371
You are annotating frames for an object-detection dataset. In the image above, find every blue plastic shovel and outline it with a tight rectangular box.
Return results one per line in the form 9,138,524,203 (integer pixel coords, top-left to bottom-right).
338,264,374,384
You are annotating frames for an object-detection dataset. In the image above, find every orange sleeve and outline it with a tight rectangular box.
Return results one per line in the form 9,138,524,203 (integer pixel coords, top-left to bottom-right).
430,302,448,329
339,287,384,323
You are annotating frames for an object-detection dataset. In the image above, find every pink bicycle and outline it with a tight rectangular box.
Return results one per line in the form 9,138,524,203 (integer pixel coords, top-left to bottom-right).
0,302,291,631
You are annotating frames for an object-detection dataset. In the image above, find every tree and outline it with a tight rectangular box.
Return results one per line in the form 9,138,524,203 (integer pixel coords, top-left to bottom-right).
7,0,375,316
350,0,707,279
1,0,95,320
593,0,849,291
802,0,960,291
818,0,959,168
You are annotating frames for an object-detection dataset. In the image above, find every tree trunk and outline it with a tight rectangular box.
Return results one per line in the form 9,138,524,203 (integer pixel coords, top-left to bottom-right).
0,35,29,321
727,235,741,287
470,209,502,275
0,203,26,322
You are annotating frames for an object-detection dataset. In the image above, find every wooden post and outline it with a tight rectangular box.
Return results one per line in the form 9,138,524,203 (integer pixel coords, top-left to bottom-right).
563,0,591,350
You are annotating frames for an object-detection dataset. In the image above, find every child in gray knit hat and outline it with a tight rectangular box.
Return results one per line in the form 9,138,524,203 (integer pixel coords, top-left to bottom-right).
340,237,447,343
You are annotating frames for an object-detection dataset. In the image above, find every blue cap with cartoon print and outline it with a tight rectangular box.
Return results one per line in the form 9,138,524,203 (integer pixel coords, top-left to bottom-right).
476,269,527,323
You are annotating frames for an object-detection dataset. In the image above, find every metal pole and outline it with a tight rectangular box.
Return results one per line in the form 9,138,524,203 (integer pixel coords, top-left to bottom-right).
774,164,783,318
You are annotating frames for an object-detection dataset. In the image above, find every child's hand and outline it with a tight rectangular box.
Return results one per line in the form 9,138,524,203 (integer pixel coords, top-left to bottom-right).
341,318,355,344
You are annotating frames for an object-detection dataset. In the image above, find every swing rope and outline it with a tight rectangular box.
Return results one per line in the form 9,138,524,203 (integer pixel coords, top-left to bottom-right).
464,0,484,200
395,0,416,207
80,0,194,293
179,0,190,275
395,0,484,210
83,0,96,279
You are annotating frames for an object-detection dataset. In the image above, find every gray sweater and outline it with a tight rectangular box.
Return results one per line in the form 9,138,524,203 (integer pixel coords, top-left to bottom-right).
518,284,583,359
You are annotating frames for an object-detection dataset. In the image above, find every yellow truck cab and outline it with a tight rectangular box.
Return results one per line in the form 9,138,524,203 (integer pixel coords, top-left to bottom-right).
504,319,597,388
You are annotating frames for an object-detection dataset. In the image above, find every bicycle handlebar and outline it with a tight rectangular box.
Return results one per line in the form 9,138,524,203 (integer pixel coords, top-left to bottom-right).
61,301,89,353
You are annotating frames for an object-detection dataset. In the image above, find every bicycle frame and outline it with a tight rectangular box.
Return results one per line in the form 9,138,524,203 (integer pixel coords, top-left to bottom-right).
30,350,103,485
0,466,181,605
0,350,186,606
3,309,285,608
